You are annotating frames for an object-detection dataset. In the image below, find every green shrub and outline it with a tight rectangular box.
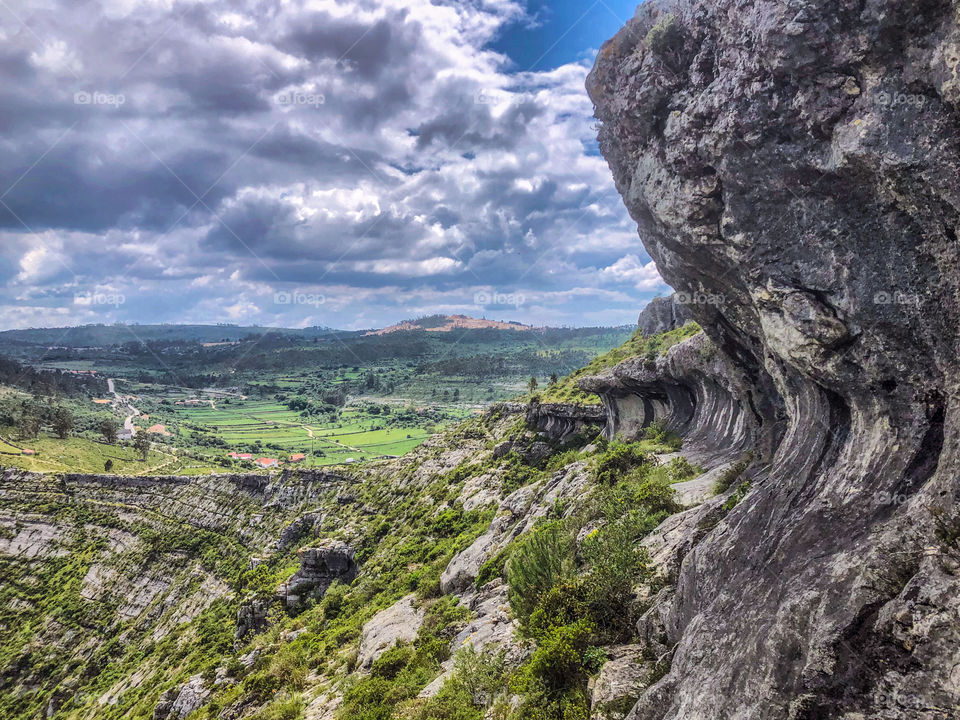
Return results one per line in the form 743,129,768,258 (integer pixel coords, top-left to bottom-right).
645,14,685,65
721,481,752,511
249,694,305,720
666,456,701,483
451,646,507,707
642,422,682,451
593,442,652,485
515,619,593,695
507,522,577,627
372,644,416,680
526,581,590,639
474,546,513,589
321,580,349,620
713,453,753,495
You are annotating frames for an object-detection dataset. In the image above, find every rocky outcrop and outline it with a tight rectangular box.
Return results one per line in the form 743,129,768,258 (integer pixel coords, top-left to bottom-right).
153,675,210,720
580,332,755,472
589,645,655,720
588,1,960,717
236,597,273,640
441,462,591,595
636,295,690,336
357,594,425,670
525,402,605,443
278,540,357,610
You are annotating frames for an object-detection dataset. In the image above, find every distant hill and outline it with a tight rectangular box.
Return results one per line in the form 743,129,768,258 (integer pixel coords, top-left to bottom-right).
366,314,535,336
0,324,337,348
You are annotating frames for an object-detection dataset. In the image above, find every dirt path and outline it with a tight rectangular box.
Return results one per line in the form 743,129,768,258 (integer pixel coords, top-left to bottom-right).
108,378,141,439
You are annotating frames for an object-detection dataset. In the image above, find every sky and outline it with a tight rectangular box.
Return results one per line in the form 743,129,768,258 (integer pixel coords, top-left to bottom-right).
0,0,668,331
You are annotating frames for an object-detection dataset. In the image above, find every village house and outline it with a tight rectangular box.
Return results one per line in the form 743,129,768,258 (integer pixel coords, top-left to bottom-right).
255,458,279,469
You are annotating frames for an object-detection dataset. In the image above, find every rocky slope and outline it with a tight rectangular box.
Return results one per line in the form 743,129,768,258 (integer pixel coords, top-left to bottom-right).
0,341,722,720
587,0,960,717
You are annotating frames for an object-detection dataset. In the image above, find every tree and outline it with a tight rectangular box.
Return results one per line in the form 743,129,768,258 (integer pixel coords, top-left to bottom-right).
52,406,73,439
100,419,118,444
104,459,114,473
17,401,41,440
528,376,539,393
133,428,150,461
549,373,559,386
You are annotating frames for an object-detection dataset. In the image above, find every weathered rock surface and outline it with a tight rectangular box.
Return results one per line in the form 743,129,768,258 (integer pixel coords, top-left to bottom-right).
637,295,690,336
236,597,273,640
153,675,209,720
278,540,357,610
440,462,591,595
588,1,960,717
357,594,425,670
590,645,654,720
419,580,525,699
581,332,754,469
525,402,605,444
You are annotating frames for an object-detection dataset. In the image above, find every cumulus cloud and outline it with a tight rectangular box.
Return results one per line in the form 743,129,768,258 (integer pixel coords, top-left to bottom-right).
0,0,668,330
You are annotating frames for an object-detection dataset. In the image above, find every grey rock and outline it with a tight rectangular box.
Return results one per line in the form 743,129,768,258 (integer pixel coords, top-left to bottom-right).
588,0,960,717
440,463,591,594
278,540,357,610
276,512,321,551
637,295,690,337
153,675,209,720
357,594,425,670
492,441,513,460
235,597,273,640
525,403,605,444
590,645,655,720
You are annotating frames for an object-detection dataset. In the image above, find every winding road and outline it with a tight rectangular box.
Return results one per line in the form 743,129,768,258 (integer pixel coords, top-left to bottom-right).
108,379,141,440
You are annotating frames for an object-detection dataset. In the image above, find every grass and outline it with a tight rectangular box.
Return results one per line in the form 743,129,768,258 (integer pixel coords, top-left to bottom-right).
537,323,702,405
0,427,219,475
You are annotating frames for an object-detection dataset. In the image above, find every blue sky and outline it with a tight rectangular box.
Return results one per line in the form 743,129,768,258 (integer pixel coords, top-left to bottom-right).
492,0,640,70
0,0,667,331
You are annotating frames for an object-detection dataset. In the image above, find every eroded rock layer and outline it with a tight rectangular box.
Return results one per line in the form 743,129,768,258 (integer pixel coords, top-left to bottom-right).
588,1,960,717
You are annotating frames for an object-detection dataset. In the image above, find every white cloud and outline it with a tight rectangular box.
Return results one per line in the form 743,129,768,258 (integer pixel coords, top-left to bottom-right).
601,255,667,290
0,0,666,329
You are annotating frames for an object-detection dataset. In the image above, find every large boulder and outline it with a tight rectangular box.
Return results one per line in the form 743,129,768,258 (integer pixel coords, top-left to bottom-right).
153,676,209,720
588,0,960,717
357,594,425,670
636,295,690,336
278,540,357,610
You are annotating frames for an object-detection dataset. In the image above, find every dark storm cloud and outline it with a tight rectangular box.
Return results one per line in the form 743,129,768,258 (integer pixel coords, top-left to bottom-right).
0,0,667,330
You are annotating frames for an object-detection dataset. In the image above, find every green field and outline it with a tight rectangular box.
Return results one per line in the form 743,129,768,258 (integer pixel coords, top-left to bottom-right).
160,397,463,466
0,428,221,475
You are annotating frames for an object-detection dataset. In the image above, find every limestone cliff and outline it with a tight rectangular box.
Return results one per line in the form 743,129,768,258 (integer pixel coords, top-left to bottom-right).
587,0,960,717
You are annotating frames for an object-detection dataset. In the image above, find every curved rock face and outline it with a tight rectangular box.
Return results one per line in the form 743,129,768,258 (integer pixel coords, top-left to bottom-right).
525,402,605,443
589,1,960,718
580,332,754,468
